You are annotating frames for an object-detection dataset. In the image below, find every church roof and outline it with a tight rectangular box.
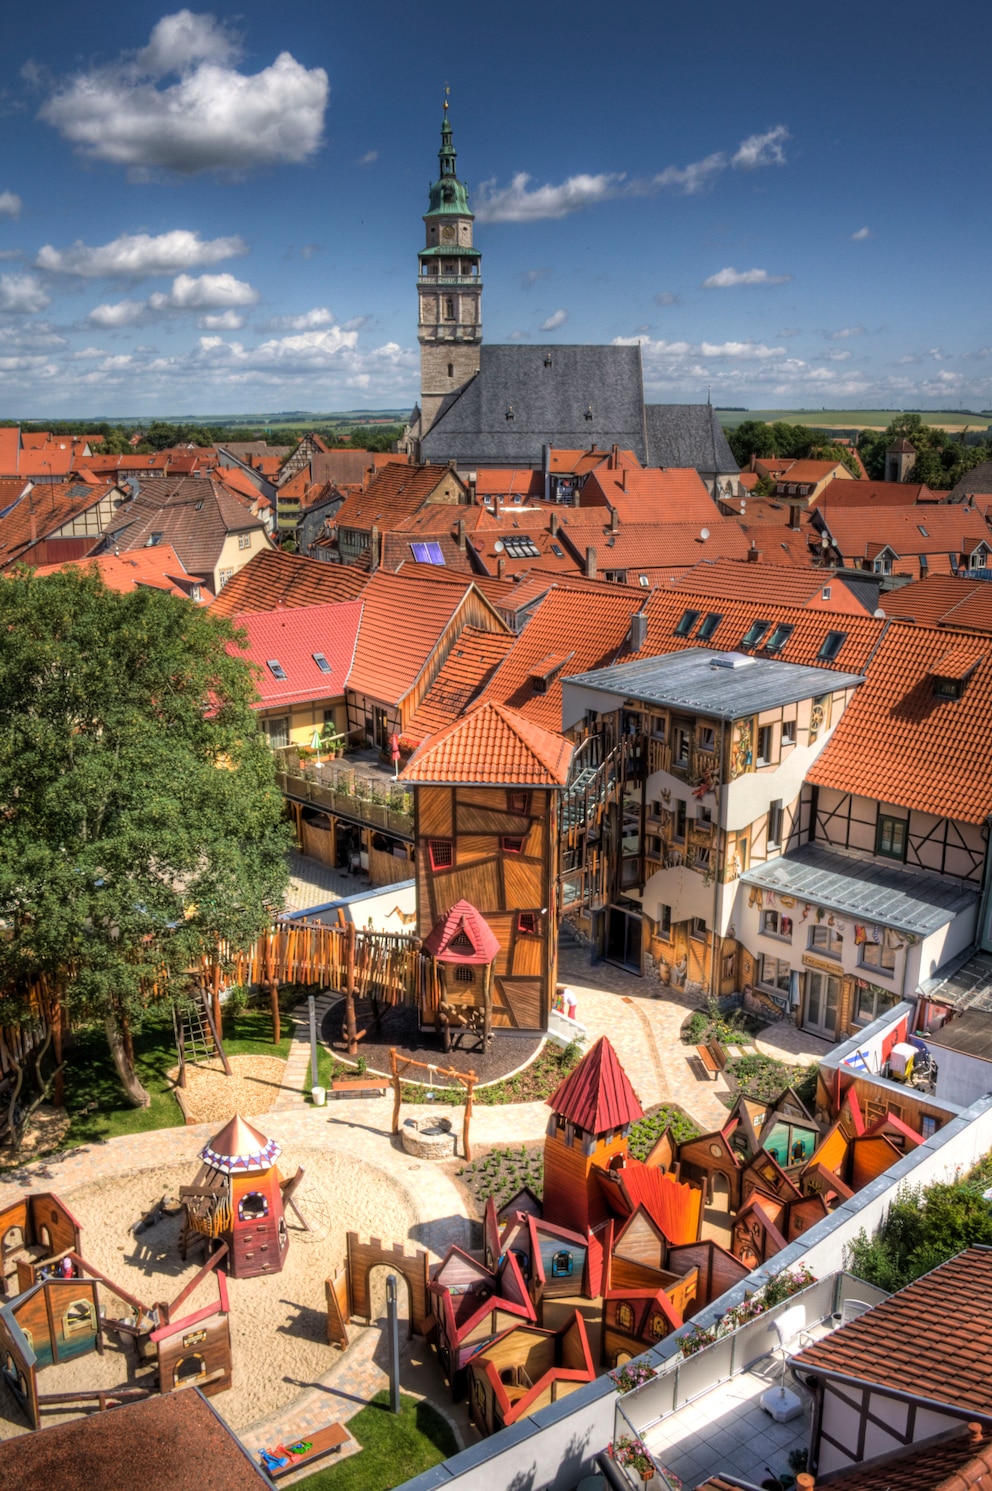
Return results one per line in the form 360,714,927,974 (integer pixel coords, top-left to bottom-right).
547,1036,644,1133
200,1114,281,1175
423,900,501,964
420,344,648,466
644,403,739,476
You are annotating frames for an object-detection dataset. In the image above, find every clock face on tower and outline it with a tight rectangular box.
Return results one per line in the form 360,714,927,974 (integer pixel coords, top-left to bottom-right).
441,225,456,242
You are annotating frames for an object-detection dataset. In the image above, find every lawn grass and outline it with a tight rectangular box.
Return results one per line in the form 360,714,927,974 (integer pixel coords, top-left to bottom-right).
56,999,296,1149
296,1391,457,1490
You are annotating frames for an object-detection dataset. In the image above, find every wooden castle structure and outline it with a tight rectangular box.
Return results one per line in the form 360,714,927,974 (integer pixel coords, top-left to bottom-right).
0,1192,82,1299
180,1114,292,1279
400,701,572,1034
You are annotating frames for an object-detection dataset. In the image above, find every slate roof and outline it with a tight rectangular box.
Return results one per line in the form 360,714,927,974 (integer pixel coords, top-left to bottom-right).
420,344,648,465
0,1388,272,1491
949,460,992,500
404,625,516,742
400,699,572,786
209,548,370,616
230,600,363,707
566,648,863,719
547,1035,644,1133
740,842,978,937
805,620,992,822
793,1245,992,1419
643,404,738,475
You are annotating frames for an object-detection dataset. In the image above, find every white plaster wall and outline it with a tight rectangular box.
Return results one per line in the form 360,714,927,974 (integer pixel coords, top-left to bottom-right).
283,879,416,931
561,683,623,732
931,1043,992,1107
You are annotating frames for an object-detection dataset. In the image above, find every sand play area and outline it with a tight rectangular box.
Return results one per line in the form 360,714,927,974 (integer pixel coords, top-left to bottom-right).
0,1146,420,1441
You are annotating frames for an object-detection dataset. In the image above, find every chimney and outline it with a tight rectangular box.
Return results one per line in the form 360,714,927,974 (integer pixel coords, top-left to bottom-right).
629,612,647,650
497,557,506,579
457,517,466,553
549,511,558,536
621,467,627,492
610,506,619,533
750,452,757,473
542,443,551,475
968,1424,985,1445
493,492,500,519
611,443,619,469
791,502,801,532
585,546,597,579
747,541,760,563
370,524,380,573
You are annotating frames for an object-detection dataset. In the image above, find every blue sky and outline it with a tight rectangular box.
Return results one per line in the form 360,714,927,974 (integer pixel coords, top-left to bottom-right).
1,0,990,418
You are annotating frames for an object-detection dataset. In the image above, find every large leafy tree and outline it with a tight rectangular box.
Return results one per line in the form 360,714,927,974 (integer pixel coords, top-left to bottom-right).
0,569,292,1106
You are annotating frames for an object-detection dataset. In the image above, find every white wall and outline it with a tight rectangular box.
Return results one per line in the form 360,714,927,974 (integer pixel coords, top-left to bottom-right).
931,1042,992,1108
282,879,416,932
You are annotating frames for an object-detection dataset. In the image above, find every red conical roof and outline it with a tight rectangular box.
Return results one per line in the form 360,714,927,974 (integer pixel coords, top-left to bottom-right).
547,1036,643,1134
200,1113,281,1175
423,899,501,964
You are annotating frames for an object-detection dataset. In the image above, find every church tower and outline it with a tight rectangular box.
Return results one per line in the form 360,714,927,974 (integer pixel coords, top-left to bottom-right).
417,101,483,436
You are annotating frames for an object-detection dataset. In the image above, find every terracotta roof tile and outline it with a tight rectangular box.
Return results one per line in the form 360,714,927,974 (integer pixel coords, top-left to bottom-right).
672,558,868,613
818,504,992,565
209,549,370,616
404,626,516,743
0,480,112,568
229,599,363,707
806,620,992,822
558,518,752,574
402,699,572,785
774,459,850,484
547,1036,644,1133
333,462,466,531
881,576,992,632
812,477,939,508
31,544,211,602
100,477,268,578
797,1427,992,1491
581,467,719,525
793,1244,992,1414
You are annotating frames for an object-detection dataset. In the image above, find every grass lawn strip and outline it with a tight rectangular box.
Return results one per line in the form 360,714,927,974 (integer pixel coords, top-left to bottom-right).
296,1391,457,1490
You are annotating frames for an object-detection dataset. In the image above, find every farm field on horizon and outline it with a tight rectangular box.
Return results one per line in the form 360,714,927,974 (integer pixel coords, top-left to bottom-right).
716,408,992,433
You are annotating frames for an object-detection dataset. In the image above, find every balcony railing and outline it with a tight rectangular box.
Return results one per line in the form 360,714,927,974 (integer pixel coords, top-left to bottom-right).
273,754,414,839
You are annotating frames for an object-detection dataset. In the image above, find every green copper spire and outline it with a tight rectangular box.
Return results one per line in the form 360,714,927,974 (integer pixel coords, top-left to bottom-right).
426,100,472,218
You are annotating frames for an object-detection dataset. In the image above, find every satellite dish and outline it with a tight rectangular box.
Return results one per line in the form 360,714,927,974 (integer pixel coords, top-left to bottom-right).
700,528,710,541
493,540,504,552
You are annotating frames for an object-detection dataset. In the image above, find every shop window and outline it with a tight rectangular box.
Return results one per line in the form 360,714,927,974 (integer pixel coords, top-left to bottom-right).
239,1193,269,1221
876,814,908,861
428,839,453,871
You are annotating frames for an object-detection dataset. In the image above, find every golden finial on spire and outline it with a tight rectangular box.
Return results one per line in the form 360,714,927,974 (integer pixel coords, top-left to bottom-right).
443,83,450,113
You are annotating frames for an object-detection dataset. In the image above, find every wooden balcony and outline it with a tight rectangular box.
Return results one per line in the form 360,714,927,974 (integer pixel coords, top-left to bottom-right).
273,758,414,840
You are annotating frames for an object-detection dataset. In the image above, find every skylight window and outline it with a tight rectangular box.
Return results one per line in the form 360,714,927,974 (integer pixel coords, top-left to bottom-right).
918,525,929,536
741,619,771,648
267,659,288,680
410,541,445,565
502,536,541,559
818,630,847,662
313,652,332,674
697,612,723,640
639,575,650,587
674,609,701,637
551,544,564,557
765,623,795,654
146,532,164,547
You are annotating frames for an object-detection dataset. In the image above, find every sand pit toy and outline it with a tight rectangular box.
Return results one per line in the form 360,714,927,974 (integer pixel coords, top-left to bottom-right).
180,1114,292,1280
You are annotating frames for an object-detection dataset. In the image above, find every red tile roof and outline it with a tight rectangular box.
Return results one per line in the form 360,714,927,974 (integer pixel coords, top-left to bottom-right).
31,544,211,602
788,1425,992,1491
404,626,516,743
774,459,851,486
229,600,363,707
102,477,268,578
209,548,370,616
812,477,939,508
558,518,753,576
671,558,868,613
581,467,719,526
423,900,502,963
806,620,992,822
547,1036,644,1134
793,1245,992,1415
818,504,992,565
349,570,508,706
880,576,992,632
333,462,466,532
0,480,111,568
401,699,572,786
474,468,545,497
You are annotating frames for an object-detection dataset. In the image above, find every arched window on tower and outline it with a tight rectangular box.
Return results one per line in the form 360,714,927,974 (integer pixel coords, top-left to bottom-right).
444,297,455,321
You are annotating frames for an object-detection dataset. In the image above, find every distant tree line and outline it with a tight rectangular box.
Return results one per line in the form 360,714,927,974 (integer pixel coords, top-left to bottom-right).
2,420,405,458
729,413,992,492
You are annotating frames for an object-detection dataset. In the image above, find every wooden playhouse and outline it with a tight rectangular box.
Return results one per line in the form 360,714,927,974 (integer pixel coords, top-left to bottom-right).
181,1115,290,1279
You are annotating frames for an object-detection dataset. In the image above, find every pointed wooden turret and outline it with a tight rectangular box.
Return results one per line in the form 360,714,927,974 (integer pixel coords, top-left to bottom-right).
543,1037,643,1235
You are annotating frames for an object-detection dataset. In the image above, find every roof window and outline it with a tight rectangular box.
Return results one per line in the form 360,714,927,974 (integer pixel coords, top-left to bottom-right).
146,532,164,547
410,541,445,565
313,652,332,674
550,543,564,558
638,575,650,587
267,659,288,681
817,630,847,661
674,608,701,637
764,623,795,654
697,612,723,641
502,536,541,559
741,619,771,649
917,524,929,537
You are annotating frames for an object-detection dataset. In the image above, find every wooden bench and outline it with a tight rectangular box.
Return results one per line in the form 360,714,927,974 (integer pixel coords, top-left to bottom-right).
330,1077,390,1099
694,1038,728,1081
261,1422,351,1479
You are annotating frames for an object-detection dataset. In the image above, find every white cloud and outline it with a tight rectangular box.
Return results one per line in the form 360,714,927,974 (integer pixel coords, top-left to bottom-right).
475,126,789,223
776,328,801,338
850,226,871,241
824,349,853,361
702,266,793,288
521,268,552,290
540,309,569,332
87,299,148,328
198,310,244,330
149,272,258,310
699,340,786,360
271,306,337,331
38,229,246,278
357,150,378,166
37,11,329,174
828,325,865,339
0,273,50,314
0,192,21,219
653,291,680,307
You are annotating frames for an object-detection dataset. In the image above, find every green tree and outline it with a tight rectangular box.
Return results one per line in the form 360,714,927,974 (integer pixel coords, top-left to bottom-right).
847,1180,992,1292
0,570,292,1107
728,420,778,467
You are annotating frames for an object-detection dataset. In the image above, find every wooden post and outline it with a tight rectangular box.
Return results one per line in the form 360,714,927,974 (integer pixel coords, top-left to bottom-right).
344,919,358,1057
390,1047,402,1136
53,998,64,1110
482,962,493,1050
211,963,222,1038
269,979,280,1046
463,1070,475,1163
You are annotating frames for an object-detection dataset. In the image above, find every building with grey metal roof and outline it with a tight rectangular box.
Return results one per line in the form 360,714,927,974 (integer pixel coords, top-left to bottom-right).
740,842,978,938
644,403,739,490
562,648,863,720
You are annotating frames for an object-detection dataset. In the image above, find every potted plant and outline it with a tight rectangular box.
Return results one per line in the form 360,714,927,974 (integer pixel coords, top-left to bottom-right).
609,1362,657,1396
608,1436,681,1488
